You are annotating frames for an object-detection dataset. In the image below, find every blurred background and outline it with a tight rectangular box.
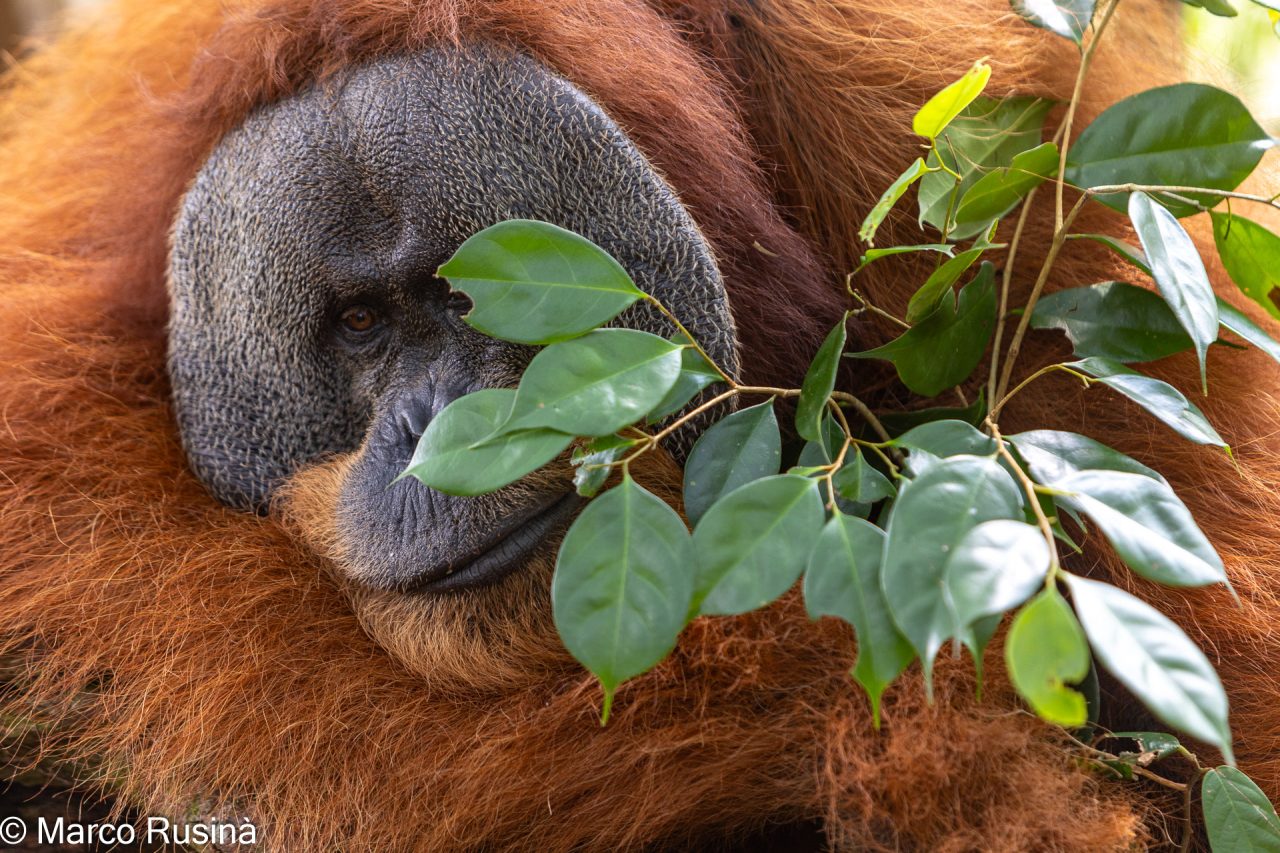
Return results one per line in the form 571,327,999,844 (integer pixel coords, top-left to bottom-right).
1,0,1278,128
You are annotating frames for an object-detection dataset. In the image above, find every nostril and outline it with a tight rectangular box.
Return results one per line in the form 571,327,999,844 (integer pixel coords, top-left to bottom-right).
394,395,433,441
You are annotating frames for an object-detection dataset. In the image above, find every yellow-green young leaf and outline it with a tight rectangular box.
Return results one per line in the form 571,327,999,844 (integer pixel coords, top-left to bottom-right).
552,474,693,724
692,475,825,616
952,141,1059,230
905,248,984,324
1203,766,1280,851
1211,212,1280,323
1129,193,1218,392
1006,588,1091,727
1066,357,1227,448
498,329,683,437
796,316,848,441
855,243,955,273
403,389,572,496
804,514,914,728
438,219,645,344
1064,574,1234,763
683,400,781,526
913,61,993,140
859,158,927,246
1181,0,1239,15
1010,0,1095,42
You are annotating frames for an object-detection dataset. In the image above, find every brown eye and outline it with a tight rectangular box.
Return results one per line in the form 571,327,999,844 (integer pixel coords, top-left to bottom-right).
340,305,378,334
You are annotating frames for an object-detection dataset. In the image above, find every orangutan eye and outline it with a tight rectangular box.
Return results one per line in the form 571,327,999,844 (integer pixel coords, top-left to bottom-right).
339,305,379,335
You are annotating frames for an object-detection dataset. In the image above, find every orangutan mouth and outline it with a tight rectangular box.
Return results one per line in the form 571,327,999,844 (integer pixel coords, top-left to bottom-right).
411,491,581,593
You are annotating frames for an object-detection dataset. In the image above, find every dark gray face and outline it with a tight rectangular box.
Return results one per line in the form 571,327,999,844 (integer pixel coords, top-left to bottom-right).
168,45,738,592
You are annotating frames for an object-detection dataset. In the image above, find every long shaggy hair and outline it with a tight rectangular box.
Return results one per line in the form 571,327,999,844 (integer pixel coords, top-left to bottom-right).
0,0,1275,849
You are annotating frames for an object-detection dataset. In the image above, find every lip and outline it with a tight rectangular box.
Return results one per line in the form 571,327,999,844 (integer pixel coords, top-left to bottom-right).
410,491,581,593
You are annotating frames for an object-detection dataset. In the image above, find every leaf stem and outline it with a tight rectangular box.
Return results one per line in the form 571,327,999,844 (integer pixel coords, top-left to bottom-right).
644,294,736,384
987,184,1042,410
986,419,1060,573
848,284,911,330
1085,183,1280,214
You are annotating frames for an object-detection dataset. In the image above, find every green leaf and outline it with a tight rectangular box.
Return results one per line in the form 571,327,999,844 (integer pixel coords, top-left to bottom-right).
891,418,999,458
1129,193,1218,391
796,317,848,441
499,329,683,437
438,219,645,345
682,400,781,527
804,514,914,728
1105,731,1182,761
879,390,988,434
1064,574,1233,763
849,263,997,396
1181,0,1239,16
860,158,928,246
797,413,847,467
953,141,1059,230
881,456,1032,693
1065,84,1275,217
1066,357,1227,448
913,61,993,140
1030,282,1193,363
855,243,956,273
1010,0,1095,42
693,474,825,616
553,474,693,723
1066,233,1152,276
1211,211,1280,323
919,97,1055,233
403,389,572,496
1203,766,1280,851
572,435,637,498
833,448,897,504
646,334,725,423
1008,429,1165,485
905,248,984,324
1056,469,1228,587
1006,588,1091,727
1217,297,1280,366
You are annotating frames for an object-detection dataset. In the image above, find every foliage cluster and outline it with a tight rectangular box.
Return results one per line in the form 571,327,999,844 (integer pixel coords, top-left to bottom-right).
405,1,1280,845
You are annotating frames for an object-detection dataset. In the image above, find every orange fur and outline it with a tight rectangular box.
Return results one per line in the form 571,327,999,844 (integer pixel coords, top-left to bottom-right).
0,0,1275,849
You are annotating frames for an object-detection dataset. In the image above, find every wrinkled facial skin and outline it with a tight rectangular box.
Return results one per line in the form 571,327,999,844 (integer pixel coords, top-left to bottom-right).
168,45,738,596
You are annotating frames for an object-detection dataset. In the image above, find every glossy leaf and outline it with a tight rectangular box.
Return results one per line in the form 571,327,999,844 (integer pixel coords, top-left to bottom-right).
683,400,782,527
1203,766,1280,851
953,141,1059,229
855,243,956,273
1065,84,1275,217
860,158,927,246
500,329,683,437
1056,469,1228,587
438,219,644,344
796,317,848,441
693,475,825,615
913,61,992,139
571,435,637,498
1030,282,1193,363
1010,0,1095,41
879,391,988,433
919,97,1054,233
1181,0,1239,15
1064,574,1233,762
1211,211,1280,323
646,335,725,423
892,418,999,459
553,474,693,722
804,514,914,728
1129,192,1218,390
1006,588,1091,727
1067,357,1227,448
404,389,571,496
881,456,1028,693
906,248,983,324
1008,429,1165,485
833,448,897,504
849,263,997,396
1218,297,1280,366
